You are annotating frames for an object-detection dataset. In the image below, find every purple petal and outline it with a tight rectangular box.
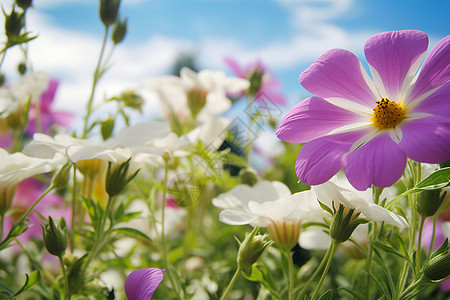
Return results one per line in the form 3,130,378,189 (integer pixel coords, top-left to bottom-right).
364,30,429,99
409,35,450,102
224,57,245,78
299,49,377,107
276,97,361,143
410,82,450,117
296,131,367,185
125,268,164,300
398,116,450,163
344,132,407,190
39,79,59,108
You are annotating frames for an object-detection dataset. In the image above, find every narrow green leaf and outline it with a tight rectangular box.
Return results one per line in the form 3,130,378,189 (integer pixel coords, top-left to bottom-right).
114,227,152,242
317,200,333,215
14,270,41,296
318,290,332,300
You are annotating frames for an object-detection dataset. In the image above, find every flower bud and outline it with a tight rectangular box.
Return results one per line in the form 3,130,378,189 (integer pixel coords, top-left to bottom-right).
247,68,264,97
101,118,115,140
330,203,368,243
237,227,273,269
424,238,450,281
16,0,33,10
51,163,72,189
99,0,121,27
42,216,68,257
118,90,144,111
267,219,301,249
5,8,24,42
18,62,27,75
112,18,127,45
239,168,258,186
416,189,443,217
187,88,207,118
0,185,18,216
77,158,107,179
105,159,139,198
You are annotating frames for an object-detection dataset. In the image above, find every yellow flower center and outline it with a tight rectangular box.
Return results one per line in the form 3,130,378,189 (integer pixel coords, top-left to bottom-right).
372,98,406,129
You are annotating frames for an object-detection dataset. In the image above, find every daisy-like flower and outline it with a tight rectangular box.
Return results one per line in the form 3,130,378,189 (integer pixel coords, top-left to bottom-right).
276,30,450,190
225,57,286,105
144,67,249,125
312,175,408,227
212,181,326,248
124,268,164,300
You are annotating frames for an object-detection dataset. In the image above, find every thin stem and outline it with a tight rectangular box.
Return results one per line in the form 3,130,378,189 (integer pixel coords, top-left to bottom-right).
297,242,333,299
0,214,4,241
70,164,77,253
16,185,54,226
160,159,183,299
311,240,338,299
285,247,294,300
245,95,255,161
220,266,242,300
0,49,7,71
416,216,426,272
82,26,110,138
400,274,427,299
428,214,438,256
58,254,70,300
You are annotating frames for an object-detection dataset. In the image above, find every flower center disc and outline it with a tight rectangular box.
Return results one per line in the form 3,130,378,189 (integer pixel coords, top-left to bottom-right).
372,98,405,129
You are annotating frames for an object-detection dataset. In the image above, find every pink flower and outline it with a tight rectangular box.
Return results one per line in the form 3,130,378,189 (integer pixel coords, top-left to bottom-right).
276,30,450,190
225,57,285,105
2,178,71,246
27,79,74,135
124,268,164,300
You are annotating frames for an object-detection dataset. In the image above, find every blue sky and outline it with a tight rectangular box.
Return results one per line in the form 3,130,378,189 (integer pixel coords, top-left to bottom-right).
2,0,449,118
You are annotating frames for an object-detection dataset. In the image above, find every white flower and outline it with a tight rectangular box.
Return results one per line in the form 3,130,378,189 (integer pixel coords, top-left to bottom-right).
144,67,249,122
312,175,408,227
212,181,326,248
23,121,171,164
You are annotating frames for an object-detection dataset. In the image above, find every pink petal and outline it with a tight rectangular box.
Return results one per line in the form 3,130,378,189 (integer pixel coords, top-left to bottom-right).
410,82,450,117
125,268,164,300
299,49,377,107
398,116,450,163
276,97,361,143
344,133,407,190
364,30,429,99
409,35,450,102
296,131,367,185
224,57,245,78
40,79,58,108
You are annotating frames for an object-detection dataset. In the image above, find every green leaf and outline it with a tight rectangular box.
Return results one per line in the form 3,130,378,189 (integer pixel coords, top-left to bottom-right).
14,270,41,296
317,200,333,215
113,227,152,243
338,287,366,300
371,241,412,266
387,167,450,207
318,290,332,300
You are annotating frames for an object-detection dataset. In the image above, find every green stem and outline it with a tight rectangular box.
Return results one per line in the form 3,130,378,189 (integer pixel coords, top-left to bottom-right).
416,216,426,272
0,48,7,71
70,164,77,253
16,185,54,226
220,266,243,300
82,26,110,138
245,95,255,162
428,214,438,256
160,159,183,299
297,242,333,299
58,254,70,300
399,274,427,299
311,240,338,299
285,247,294,300
0,214,4,241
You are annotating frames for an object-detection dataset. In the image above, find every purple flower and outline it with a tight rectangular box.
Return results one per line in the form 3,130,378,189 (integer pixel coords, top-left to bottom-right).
124,268,164,300
26,79,74,135
276,30,450,190
225,57,285,105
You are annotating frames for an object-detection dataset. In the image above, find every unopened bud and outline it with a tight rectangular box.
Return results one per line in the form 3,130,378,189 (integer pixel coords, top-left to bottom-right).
5,8,24,42
18,62,27,75
424,238,450,281
100,0,121,27
416,189,443,217
237,227,273,269
187,88,207,118
239,168,258,186
105,159,139,198
101,118,115,140
16,0,33,10
0,185,18,216
267,220,301,248
52,163,72,189
118,90,144,111
42,216,68,257
112,18,127,45
248,68,264,97
330,203,368,243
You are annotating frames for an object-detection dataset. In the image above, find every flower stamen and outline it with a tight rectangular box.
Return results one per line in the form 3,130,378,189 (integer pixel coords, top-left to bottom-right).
372,98,405,129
